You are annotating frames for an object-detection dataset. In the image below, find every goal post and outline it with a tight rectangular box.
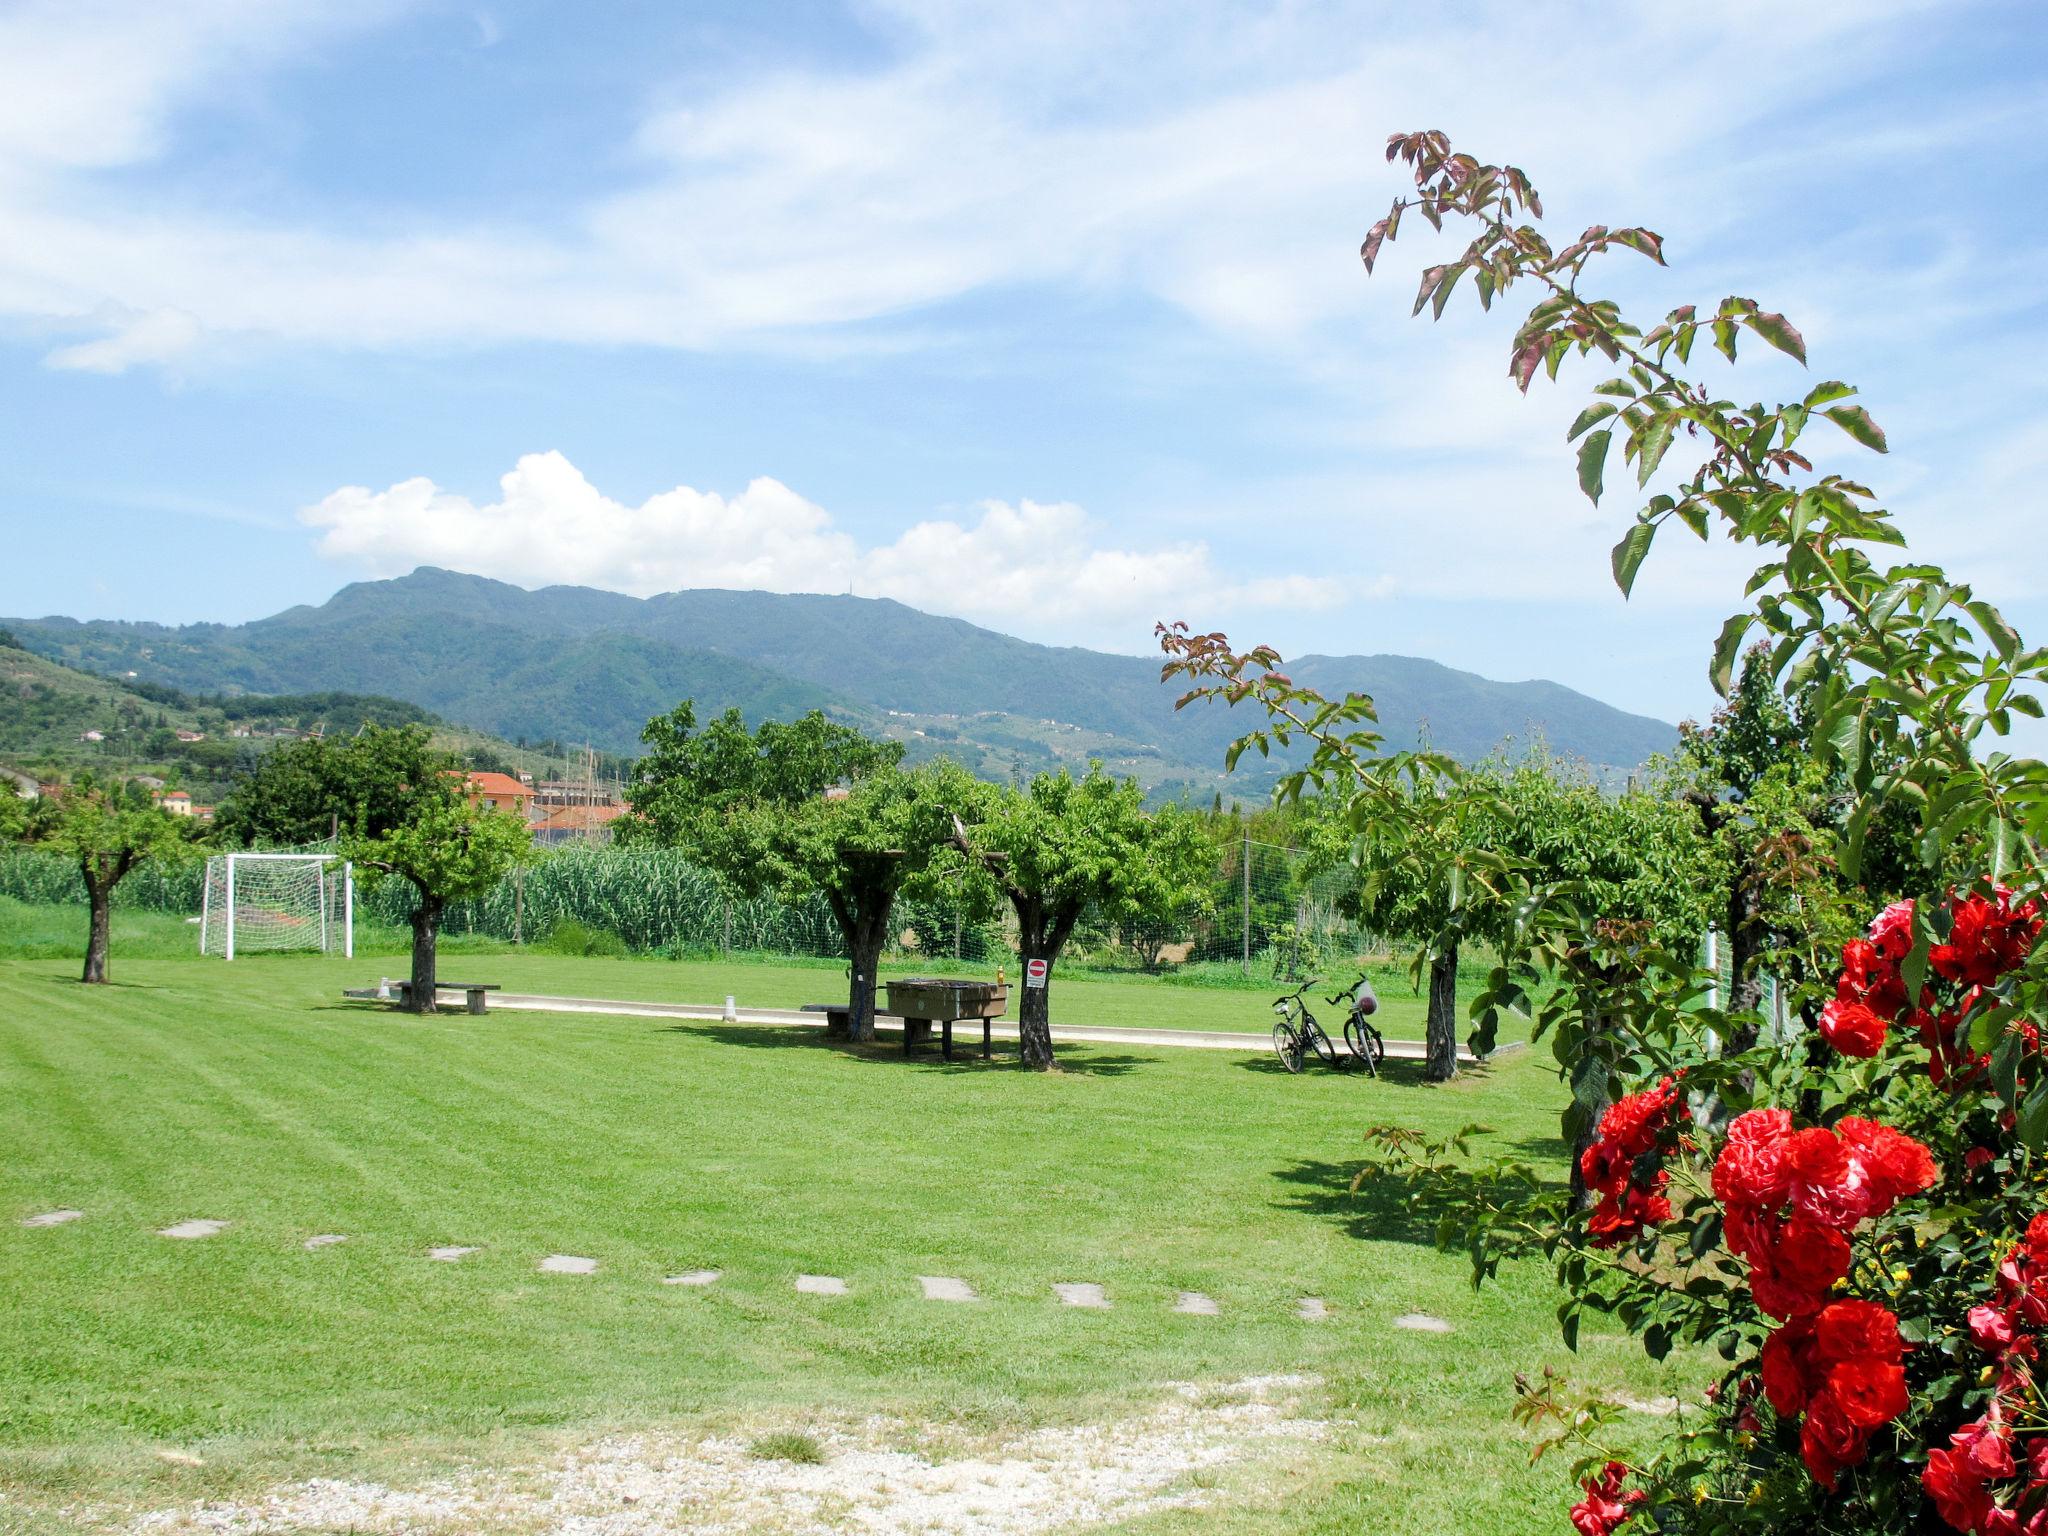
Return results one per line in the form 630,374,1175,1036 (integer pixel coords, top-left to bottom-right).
198,852,353,960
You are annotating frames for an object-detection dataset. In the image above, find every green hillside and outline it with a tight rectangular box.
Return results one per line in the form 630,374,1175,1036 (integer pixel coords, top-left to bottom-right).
0,636,589,801
5,568,1678,790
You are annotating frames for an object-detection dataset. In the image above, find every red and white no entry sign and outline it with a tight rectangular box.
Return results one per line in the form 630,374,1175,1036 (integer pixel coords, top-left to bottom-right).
1025,958,1049,988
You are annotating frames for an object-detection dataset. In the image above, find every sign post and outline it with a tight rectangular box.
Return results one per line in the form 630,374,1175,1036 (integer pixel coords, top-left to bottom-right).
1025,957,1049,989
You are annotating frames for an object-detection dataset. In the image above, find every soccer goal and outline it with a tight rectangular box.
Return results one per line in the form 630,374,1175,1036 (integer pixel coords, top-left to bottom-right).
199,852,353,959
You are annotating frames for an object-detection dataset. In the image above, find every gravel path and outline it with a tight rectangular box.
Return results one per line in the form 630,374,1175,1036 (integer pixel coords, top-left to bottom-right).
115,1375,1333,1535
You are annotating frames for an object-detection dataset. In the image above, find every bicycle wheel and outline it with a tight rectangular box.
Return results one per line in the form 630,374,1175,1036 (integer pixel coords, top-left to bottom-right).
1302,1017,1343,1070
1345,1017,1385,1075
1271,1020,1305,1073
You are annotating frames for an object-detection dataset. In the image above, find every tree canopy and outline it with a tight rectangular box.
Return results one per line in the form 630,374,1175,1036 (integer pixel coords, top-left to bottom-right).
26,772,203,982
214,724,455,847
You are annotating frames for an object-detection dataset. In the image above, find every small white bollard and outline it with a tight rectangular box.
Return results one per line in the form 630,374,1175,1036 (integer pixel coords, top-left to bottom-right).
376,977,392,1001
723,995,737,1022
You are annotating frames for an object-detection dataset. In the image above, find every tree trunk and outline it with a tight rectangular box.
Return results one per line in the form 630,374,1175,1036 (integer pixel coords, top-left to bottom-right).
1424,945,1459,1082
1721,879,1765,1047
1012,899,1079,1072
82,876,112,985
406,894,443,1013
832,881,894,1045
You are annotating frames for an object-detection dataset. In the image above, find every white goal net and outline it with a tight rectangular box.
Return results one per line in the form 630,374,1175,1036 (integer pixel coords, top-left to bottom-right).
199,853,353,959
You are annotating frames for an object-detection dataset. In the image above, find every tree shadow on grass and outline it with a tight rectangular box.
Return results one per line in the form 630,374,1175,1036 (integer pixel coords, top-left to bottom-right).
1271,1157,1446,1247
1232,1054,1470,1090
656,1021,1147,1077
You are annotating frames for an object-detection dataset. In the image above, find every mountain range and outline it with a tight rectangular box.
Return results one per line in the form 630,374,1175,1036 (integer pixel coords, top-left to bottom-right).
5,568,1678,795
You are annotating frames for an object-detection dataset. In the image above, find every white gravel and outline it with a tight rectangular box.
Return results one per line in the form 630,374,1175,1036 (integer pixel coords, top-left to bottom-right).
1053,1283,1107,1309
303,1234,348,1250
1294,1297,1328,1321
794,1274,846,1297
21,1209,84,1227
662,1270,721,1287
428,1246,480,1263
917,1276,977,1303
540,1256,599,1276
1174,1292,1219,1316
114,1375,1332,1535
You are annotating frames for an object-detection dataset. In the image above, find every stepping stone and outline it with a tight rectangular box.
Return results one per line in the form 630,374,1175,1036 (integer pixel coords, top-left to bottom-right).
1295,1297,1329,1321
795,1274,847,1296
918,1275,977,1303
159,1220,227,1240
1391,1312,1452,1333
21,1209,83,1228
1175,1291,1220,1316
1615,1394,1679,1417
303,1234,349,1250
1054,1282,1108,1309
428,1245,480,1262
663,1269,722,1287
539,1254,598,1275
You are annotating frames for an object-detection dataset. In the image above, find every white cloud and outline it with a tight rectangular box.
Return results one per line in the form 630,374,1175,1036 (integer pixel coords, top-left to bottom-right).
43,305,201,373
299,451,1342,649
0,0,1957,370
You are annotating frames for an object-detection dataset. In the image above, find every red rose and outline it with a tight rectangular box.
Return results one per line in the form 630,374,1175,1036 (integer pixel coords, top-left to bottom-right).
1786,1128,1866,1227
1760,1324,1817,1417
1924,1443,1994,1533
1827,1358,1907,1429
1800,1388,1869,1490
1837,1118,1938,1212
1769,1216,1852,1297
1812,1299,1903,1365
1869,899,1915,963
1568,1461,1641,1536
1962,1421,2018,1481
1820,997,1888,1056
1723,1203,1776,1263
1714,1109,1793,1210
2027,1213,2048,1266
1970,1304,2017,1353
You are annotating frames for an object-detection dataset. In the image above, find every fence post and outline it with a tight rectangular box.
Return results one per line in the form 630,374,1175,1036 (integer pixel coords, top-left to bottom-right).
722,896,732,958
513,865,524,946
1241,831,1251,977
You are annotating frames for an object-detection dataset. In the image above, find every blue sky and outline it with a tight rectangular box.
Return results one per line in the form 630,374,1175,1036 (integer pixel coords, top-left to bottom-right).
1,0,2043,731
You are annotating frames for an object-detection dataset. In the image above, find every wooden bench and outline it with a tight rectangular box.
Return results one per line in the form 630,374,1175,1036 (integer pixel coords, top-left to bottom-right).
343,981,501,1015
800,1003,851,1036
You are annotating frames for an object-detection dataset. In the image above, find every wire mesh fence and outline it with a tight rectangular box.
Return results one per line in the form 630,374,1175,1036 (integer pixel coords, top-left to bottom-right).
0,835,1388,975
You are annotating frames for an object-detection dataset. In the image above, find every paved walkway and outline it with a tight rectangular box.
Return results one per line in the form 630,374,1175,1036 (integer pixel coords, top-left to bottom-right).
469,990,1518,1065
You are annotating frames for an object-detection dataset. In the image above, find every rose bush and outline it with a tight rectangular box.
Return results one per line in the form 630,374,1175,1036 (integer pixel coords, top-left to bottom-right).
1160,130,2048,1533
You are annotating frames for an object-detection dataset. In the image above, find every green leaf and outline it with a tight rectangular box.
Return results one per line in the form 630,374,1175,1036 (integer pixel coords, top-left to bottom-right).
1747,311,1807,364
1824,405,1889,453
1636,416,1676,487
1710,613,1753,696
1610,522,1655,597
1566,402,1617,442
1577,429,1613,505
2017,1076,2048,1151
1802,380,1856,409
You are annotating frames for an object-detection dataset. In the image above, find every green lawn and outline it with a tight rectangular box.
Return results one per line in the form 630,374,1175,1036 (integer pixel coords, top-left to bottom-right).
0,896,1504,1042
0,953,1661,1534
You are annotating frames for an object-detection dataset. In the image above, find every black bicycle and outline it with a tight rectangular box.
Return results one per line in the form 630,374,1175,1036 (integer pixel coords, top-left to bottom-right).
1330,973,1387,1077
1270,978,1343,1073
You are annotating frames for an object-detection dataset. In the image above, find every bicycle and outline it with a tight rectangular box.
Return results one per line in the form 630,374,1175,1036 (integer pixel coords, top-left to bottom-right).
1270,978,1344,1073
1330,973,1387,1077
